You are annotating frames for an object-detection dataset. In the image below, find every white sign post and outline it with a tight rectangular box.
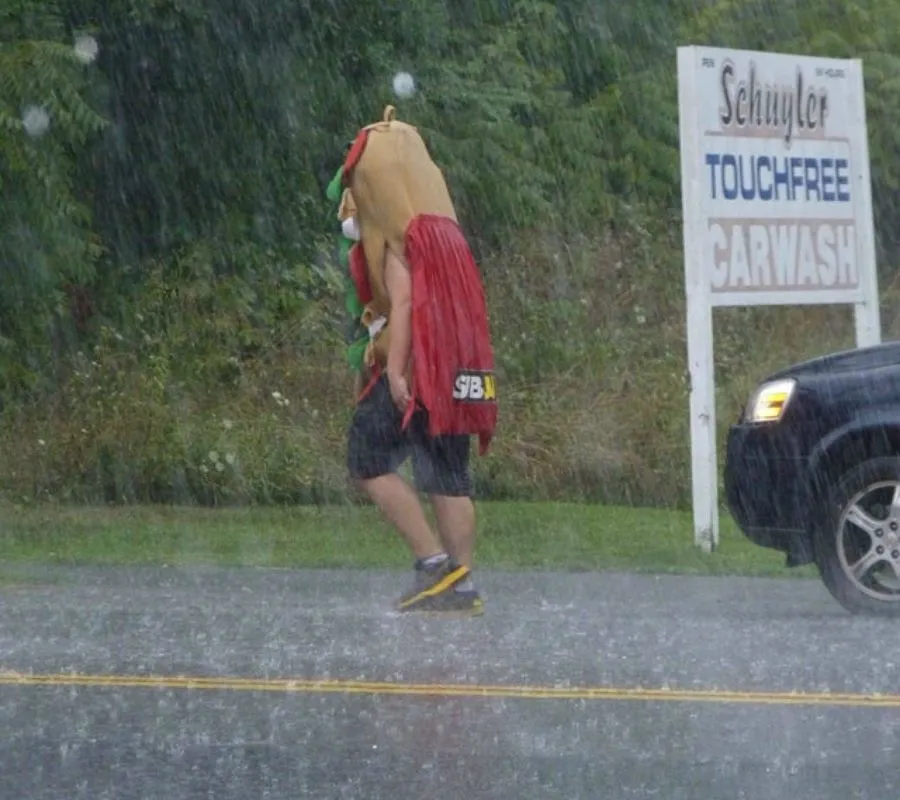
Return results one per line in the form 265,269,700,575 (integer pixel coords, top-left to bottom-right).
677,46,882,551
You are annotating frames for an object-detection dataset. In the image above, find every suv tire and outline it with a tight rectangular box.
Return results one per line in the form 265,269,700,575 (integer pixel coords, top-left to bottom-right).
813,456,900,617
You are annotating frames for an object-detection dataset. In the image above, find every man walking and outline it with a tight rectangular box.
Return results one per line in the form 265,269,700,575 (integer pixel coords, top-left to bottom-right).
335,106,498,615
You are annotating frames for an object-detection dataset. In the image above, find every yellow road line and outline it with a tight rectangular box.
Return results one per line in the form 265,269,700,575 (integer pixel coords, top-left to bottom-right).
1,671,898,708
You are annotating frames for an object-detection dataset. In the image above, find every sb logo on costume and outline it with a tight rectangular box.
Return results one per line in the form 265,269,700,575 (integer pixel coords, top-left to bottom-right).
453,371,497,402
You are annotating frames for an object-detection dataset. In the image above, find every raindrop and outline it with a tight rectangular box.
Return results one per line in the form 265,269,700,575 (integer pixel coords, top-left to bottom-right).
73,34,99,65
392,71,416,98
21,106,50,137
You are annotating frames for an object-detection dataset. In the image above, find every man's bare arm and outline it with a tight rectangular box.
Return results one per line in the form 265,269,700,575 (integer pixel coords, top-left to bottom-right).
384,248,413,380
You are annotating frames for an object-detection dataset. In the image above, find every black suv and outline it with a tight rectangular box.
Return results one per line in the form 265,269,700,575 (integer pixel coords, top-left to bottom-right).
725,341,900,616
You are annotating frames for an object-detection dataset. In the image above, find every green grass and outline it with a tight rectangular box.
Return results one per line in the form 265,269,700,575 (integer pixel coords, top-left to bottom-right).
0,501,819,579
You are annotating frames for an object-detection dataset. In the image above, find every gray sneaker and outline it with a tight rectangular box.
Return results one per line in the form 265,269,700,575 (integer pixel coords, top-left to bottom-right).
395,559,483,615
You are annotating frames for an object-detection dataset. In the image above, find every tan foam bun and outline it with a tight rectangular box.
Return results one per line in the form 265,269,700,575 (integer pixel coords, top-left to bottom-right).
349,106,457,309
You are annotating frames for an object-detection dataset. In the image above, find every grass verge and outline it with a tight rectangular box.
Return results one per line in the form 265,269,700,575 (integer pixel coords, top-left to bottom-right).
0,501,818,579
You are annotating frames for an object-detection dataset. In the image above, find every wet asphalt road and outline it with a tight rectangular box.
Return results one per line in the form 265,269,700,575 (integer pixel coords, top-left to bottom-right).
1,565,898,799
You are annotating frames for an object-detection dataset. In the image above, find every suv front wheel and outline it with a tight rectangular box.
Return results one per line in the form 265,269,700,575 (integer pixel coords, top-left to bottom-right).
813,456,900,616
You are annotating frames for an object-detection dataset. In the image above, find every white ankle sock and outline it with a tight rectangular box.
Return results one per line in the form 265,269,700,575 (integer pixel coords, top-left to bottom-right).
420,552,449,570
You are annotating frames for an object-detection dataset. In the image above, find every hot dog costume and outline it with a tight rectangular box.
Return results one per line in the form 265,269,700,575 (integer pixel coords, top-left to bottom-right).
327,105,498,455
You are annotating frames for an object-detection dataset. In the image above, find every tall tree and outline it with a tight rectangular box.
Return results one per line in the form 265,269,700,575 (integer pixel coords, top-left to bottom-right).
0,0,106,392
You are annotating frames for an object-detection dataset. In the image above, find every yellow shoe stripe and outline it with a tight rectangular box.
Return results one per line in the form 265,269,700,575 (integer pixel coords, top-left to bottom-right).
397,566,469,610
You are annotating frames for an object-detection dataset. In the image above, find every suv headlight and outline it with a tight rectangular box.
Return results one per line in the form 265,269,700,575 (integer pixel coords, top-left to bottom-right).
747,378,796,423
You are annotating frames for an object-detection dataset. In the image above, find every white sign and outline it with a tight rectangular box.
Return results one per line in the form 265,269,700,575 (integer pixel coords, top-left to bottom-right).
677,46,881,550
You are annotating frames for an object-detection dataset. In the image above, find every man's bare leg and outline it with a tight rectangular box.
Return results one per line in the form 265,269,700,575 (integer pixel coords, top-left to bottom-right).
359,474,444,559
430,494,476,568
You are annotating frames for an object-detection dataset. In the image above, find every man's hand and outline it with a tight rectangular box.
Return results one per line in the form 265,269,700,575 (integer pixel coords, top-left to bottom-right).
387,369,412,410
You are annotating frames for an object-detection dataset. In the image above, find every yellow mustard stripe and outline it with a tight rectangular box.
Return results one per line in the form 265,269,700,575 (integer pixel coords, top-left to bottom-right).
396,565,469,609
1,671,898,708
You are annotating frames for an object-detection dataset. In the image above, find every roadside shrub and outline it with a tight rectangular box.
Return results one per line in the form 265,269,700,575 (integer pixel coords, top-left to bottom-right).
1,221,881,509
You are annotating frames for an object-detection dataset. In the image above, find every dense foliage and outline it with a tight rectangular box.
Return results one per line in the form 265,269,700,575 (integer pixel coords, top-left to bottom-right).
3,0,900,507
